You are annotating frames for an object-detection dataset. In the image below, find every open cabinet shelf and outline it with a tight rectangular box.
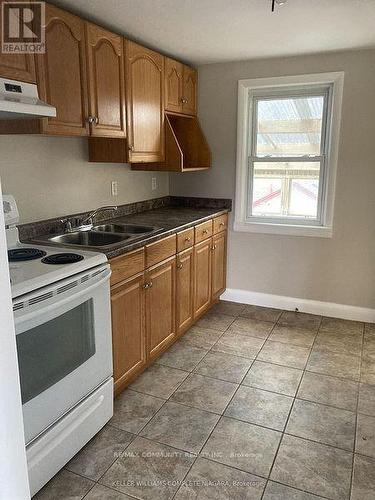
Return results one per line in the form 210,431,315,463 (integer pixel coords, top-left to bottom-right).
131,113,211,172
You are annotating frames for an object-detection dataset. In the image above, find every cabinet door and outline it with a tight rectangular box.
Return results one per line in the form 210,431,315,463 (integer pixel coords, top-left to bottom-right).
126,40,164,162
36,4,89,135
86,23,126,137
165,57,183,113
211,231,227,301
176,248,194,335
0,52,36,82
145,256,176,359
0,0,36,82
182,65,197,116
111,274,146,394
193,238,212,318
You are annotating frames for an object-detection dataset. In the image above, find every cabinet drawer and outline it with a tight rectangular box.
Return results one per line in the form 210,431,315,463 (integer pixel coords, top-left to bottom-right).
110,248,145,286
177,228,194,252
213,214,228,234
195,220,213,243
146,234,177,268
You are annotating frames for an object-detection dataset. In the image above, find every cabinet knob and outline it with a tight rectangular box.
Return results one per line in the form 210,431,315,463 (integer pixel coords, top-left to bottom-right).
143,283,149,289
181,97,188,104
87,116,99,125
185,237,191,242
203,229,208,234
220,222,225,227
211,245,217,251
129,145,134,152
148,281,153,288
177,263,183,269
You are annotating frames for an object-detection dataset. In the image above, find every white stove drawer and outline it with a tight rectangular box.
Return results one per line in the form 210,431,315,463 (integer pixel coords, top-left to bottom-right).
27,378,113,497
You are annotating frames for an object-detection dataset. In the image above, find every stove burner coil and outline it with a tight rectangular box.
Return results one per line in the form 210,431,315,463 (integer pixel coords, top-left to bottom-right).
8,248,47,262
41,253,84,265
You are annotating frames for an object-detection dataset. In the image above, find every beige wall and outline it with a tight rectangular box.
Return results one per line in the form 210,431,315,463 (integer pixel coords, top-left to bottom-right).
0,136,169,223
170,49,375,309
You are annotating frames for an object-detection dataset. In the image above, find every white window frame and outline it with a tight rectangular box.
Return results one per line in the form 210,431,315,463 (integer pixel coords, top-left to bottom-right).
234,72,344,238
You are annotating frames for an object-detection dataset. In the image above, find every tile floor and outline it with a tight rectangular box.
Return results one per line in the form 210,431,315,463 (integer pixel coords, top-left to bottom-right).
34,302,375,500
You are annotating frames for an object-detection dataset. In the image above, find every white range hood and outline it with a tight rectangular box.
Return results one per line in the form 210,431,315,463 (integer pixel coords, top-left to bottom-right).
0,77,56,120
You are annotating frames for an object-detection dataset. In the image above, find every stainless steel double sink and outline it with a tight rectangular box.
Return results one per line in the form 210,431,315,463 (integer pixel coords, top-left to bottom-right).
40,223,163,249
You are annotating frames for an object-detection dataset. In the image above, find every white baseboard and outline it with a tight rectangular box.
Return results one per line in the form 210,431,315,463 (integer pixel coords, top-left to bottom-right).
221,288,375,323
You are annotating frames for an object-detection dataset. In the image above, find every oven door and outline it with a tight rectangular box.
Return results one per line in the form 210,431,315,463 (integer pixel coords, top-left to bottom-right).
13,264,112,444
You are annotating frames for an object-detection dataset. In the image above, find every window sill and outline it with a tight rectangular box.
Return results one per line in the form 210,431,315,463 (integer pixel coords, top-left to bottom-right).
234,220,333,238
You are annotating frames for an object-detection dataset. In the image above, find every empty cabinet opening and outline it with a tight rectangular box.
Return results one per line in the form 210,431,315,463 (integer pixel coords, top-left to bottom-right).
166,113,211,171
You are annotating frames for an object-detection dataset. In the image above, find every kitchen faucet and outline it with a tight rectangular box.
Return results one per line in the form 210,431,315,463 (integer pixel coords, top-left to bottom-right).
61,205,118,232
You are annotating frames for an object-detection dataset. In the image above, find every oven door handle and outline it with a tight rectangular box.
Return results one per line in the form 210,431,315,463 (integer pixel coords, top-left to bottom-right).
14,267,111,329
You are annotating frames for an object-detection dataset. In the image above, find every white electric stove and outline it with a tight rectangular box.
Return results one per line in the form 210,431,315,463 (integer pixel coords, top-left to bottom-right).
4,194,107,298
3,195,114,497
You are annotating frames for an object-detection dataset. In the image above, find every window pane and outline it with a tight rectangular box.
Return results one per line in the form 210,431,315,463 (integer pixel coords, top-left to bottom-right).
255,95,325,157
252,178,282,216
251,161,320,219
289,179,319,217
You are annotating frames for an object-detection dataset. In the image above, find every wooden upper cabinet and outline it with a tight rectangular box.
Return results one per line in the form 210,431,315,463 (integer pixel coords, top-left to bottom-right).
36,4,89,135
0,0,36,82
164,59,197,116
165,57,183,113
0,52,36,82
126,40,164,162
182,66,197,116
85,23,126,137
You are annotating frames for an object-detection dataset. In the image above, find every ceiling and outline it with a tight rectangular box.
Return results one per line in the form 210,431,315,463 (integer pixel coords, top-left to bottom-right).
51,0,375,65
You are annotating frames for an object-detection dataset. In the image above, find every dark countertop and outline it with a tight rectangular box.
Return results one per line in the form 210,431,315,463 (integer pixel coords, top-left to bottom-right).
28,206,230,260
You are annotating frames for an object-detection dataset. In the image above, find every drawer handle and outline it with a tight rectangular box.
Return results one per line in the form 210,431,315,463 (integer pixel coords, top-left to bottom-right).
177,263,183,269
185,237,191,242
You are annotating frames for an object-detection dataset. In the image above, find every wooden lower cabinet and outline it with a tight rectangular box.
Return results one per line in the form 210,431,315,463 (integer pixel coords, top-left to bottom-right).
176,248,194,335
145,256,176,359
193,238,212,318
211,231,227,301
110,218,228,396
111,273,146,395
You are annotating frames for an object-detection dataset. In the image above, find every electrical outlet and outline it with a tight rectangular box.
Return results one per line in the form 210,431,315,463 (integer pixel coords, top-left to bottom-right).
151,177,157,191
111,180,118,197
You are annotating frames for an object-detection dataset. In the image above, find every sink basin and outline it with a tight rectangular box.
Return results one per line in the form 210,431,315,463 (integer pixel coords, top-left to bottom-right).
93,223,159,234
49,231,130,247
40,223,163,250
